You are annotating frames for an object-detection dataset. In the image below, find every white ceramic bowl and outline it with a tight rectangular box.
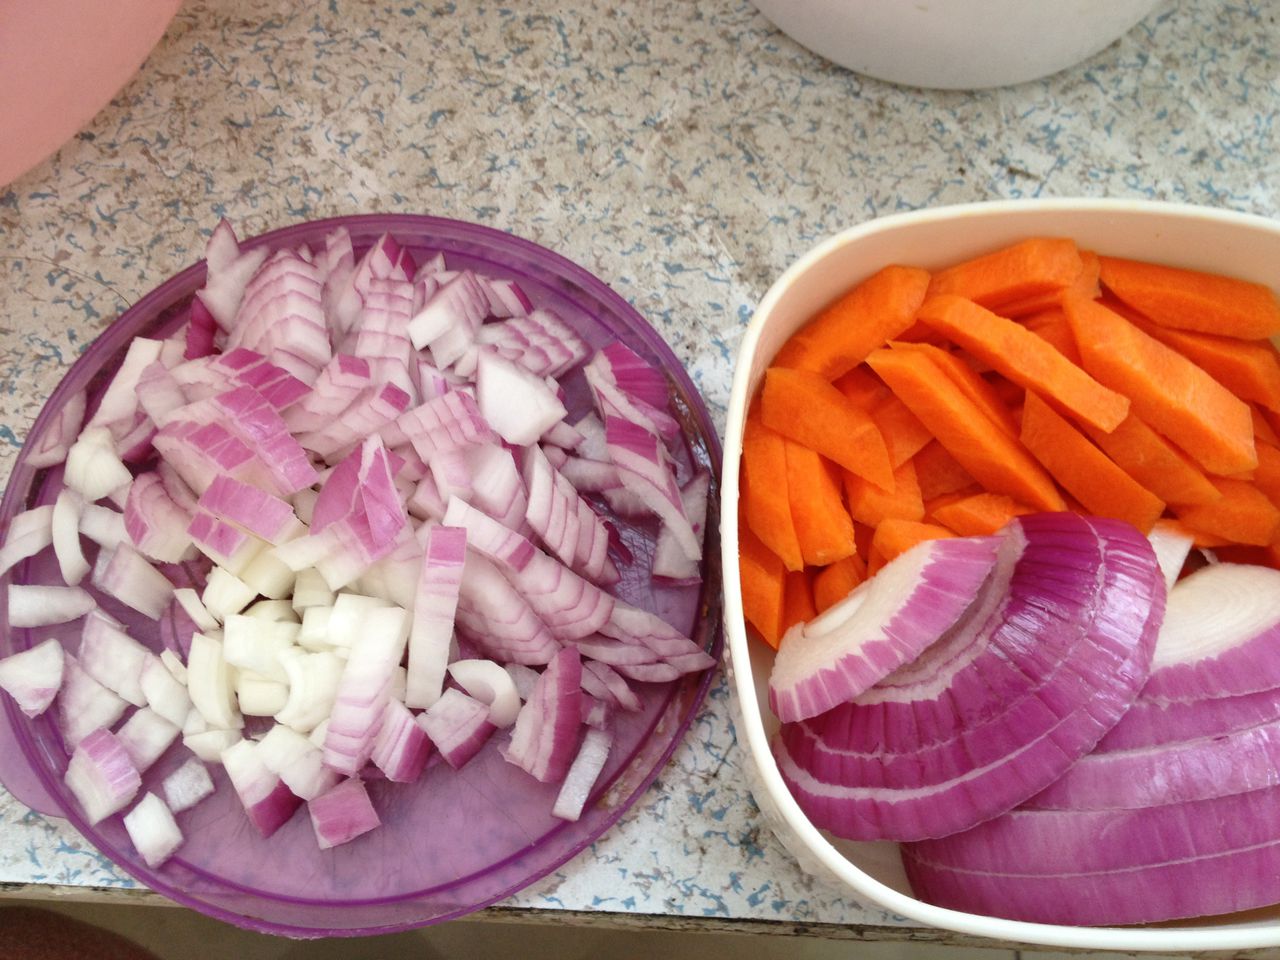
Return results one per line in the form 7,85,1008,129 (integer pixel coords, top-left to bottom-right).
750,0,1163,89
721,199,1280,951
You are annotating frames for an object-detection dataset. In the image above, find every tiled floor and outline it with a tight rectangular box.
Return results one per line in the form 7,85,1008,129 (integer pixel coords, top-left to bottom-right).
0,897,1218,960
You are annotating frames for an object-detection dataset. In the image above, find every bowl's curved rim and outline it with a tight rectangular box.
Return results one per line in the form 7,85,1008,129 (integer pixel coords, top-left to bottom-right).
0,212,725,938
721,198,1280,952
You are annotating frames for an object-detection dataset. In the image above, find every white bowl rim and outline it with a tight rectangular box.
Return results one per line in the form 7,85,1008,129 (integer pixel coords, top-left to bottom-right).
721,197,1280,952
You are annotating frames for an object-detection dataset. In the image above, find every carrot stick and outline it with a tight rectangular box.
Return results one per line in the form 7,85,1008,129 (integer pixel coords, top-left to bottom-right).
1252,442,1280,507
738,525,787,648
844,459,925,526
782,569,818,635
916,294,1130,432
741,412,804,571
1063,293,1257,476
783,438,858,567
813,556,866,613
998,249,1101,318
928,237,1083,311
889,341,1020,438
1023,309,1081,364
1020,391,1165,533
1079,412,1222,506
914,440,978,501
867,347,1066,512
762,367,894,490
1135,323,1280,414
1172,477,1280,547
833,366,890,409
869,394,934,468
929,492,1033,537
772,265,932,380
869,519,956,570
1098,255,1280,340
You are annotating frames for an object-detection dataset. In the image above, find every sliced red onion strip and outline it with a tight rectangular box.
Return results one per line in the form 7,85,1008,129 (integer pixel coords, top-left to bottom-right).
370,699,433,782
92,545,174,620
405,525,466,709
447,659,522,727
323,606,409,775
505,647,584,784
652,470,710,581
0,505,54,578
8,583,96,627
552,726,612,822
64,426,133,502
581,660,643,712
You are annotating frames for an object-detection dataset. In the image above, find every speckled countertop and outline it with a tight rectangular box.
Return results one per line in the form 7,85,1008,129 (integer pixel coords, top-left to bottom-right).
1,0,1278,945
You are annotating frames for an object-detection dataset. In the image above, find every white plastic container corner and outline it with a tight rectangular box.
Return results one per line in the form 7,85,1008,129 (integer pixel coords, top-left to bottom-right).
749,0,1164,90
721,198,1280,952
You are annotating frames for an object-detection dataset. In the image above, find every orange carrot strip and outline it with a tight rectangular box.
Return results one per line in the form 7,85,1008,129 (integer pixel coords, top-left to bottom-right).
1098,255,1280,340
1064,293,1257,476
783,439,858,567
998,249,1101,318
844,459,925,526
914,441,978,501
1023,309,1081,364
1254,407,1280,448
869,394,934,468
738,525,787,648
928,237,1083,311
917,294,1130,433
1079,413,1221,506
762,367,894,490
1020,392,1165,533
813,556,866,613
1137,323,1280,414
889,341,1020,438
742,413,804,571
867,348,1066,512
870,519,956,569
773,265,932,380
782,569,818,636
929,492,1033,537
1252,442,1280,507
1172,477,1280,547
833,366,891,409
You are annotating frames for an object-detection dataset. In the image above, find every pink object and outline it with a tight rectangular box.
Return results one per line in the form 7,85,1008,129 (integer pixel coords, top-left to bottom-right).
0,0,184,186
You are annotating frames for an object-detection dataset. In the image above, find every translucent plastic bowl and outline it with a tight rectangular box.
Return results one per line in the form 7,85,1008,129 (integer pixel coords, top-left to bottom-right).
720,199,1280,952
0,215,723,938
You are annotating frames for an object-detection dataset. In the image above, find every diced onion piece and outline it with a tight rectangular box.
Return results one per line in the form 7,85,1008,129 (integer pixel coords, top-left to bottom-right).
25,388,86,469
162,758,215,813
201,567,256,623
326,593,391,649
173,587,220,633
223,615,299,683
0,505,54,577
65,728,141,825
92,545,174,620
125,474,194,564
274,648,345,733
291,568,335,611
78,504,128,550
405,526,465,709
297,607,334,652
160,649,188,686
447,659,522,728
184,728,242,763
8,584,95,627
79,611,151,706
0,638,65,718
504,663,540,702
57,655,128,749
186,633,243,731
652,470,710,581
221,738,301,838
140,655,192,727
244,599,300,623
258,724,340,801
239,544,298,600
116,707,180,773
236,673,290,717
64,426,132,502
123,792,184,867
370,699,433,782
323,605,409,775
552,727,612,822
308,777,381,850
475,350,567,447
417,688,496,768
51,489,90,585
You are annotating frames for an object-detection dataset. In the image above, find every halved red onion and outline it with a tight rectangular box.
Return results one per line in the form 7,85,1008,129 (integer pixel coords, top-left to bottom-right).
776,514,1164,842
65,728,141,825
308,777,381,850
0,638,65,718
1141,563,1280,703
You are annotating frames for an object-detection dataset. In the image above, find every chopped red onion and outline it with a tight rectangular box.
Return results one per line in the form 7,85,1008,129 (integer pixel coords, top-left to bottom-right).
116,707,180,773
447,659,522,727
0,505,54,577
323,606,409,775
504,647,584,784
308,777,381,850
476,350,568,447
65,728,141,825
221,738,302,838
125,474,195,565
552,726,612,822
405,526,466,709
185,633,242,731
162,757,215,813
25,388,87,469
63,426,133,502
92,544,174,620
8,583,95,627
50,489,90,585
123,792,184,867
79,610,151,706
417,688,496,769
0,638,65,718
371,699,433,782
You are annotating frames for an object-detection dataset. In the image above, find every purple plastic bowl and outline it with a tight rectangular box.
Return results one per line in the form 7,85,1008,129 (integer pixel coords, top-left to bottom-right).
0,215,723,938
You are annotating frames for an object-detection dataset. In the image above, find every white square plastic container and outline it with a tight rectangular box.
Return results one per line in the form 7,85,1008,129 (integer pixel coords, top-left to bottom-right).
720,198,1280,952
